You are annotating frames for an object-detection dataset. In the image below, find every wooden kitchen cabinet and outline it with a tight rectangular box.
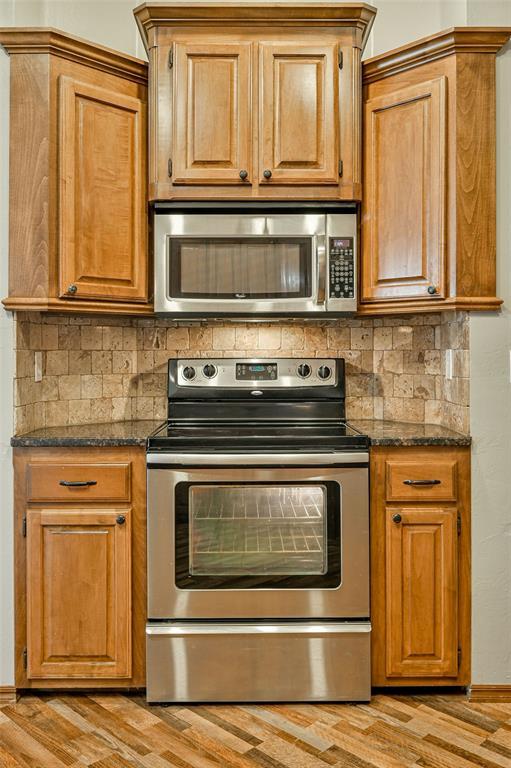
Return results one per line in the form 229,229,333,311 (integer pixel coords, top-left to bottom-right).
360,28,511,316
172,42,252,186
26,508,131,679
259,42,339,187
0,29,150,315
134,1,376,202
370,446,471,686
14,447,146,689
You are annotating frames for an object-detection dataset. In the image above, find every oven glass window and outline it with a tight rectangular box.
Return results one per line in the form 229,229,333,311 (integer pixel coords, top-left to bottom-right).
175,481,341,590
189,485,327,576
169,237,312,300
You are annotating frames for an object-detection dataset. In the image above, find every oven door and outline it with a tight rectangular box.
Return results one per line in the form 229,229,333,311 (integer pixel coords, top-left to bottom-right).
147,452,369,620
154,212,326,315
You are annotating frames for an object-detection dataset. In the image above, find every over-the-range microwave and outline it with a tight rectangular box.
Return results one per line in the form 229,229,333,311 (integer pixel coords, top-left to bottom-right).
153,205,358,317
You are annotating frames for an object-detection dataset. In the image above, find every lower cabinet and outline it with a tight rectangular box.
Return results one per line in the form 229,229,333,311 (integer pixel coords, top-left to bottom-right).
14,447,146,689
26,508,131,679
371,446,470,686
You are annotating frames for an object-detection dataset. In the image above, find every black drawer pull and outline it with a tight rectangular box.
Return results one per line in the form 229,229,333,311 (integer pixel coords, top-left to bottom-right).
59,480,97,487
403,479,441,486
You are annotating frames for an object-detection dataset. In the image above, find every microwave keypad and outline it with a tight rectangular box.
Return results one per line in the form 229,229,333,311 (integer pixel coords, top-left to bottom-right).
329,237,354,299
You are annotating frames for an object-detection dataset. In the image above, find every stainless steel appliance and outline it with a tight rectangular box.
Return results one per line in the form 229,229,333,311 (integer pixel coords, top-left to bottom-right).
146,357,370,702
153,206,357,316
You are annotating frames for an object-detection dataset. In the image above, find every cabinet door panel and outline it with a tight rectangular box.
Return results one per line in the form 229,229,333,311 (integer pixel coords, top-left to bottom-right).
59,77,147,303
27,508,131,679
386,506,458,677
362,77,446,302
260,43,338,185
173,43,252,185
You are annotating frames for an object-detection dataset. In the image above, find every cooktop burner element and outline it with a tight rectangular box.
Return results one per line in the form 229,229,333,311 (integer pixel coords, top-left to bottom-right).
147,357,369,453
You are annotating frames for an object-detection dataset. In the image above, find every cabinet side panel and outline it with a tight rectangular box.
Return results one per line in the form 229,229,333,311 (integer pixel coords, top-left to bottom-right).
455,53,497,299
8,54,51,299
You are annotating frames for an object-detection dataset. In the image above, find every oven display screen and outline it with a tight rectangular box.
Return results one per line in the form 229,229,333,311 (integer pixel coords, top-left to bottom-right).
236,363,278,380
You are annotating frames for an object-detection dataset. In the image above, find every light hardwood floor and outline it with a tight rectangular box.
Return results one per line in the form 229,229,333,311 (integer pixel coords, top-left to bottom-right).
0,693,511,767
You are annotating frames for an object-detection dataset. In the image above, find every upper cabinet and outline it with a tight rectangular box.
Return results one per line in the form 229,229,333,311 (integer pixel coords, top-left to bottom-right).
359,28,511,316
134,1,377,202
0,30,150,315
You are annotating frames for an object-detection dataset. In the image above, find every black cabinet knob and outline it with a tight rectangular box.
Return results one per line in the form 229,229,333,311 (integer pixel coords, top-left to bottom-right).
263,169,272,179
392,513,402,524
116,515,126,525
67,284,77,294
427,285,437,295
239,169,248,180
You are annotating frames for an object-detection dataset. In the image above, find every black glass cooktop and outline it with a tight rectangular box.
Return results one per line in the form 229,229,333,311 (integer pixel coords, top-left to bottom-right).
147,420,369,452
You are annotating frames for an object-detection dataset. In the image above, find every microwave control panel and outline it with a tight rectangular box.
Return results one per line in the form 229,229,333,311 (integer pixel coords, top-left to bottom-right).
329,238,354,300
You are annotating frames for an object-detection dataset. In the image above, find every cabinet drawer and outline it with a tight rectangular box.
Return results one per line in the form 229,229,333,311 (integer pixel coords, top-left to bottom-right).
386,460,457,502
27,463,131,503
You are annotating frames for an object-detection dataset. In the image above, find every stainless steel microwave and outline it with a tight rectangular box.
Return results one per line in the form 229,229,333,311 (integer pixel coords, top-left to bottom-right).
154,209,357,317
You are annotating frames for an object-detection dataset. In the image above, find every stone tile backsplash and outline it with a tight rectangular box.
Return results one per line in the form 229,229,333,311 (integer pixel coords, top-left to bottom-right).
13,311,470,435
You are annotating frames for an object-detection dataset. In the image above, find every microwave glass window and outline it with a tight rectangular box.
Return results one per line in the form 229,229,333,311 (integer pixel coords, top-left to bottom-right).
189,485,327,576
169,237,312,299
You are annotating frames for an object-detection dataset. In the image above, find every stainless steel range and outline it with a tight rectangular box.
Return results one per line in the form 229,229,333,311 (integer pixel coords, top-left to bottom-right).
146,357,370,703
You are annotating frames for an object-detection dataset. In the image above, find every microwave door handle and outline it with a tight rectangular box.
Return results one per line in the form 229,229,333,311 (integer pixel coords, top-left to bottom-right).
314,235,326,305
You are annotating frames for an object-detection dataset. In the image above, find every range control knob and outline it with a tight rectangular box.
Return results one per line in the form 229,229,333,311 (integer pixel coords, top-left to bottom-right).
317,365,332,380
297,363,311,379
203,364,217,379
182,366,196,381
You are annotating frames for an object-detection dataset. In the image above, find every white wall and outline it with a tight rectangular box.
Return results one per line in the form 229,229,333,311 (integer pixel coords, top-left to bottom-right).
466,0,511,686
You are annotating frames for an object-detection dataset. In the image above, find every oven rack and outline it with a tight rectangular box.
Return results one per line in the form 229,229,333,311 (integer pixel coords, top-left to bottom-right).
194,522,324,555
193,507,323,521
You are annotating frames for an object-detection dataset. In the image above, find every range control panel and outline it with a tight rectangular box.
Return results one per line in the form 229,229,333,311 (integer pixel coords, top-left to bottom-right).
329,237,355,300
176,359,337,387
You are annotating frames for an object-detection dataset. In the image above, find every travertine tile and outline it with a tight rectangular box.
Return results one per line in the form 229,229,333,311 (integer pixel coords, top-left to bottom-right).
167,327,190,350
259,326,282,349
189,326,213,350
58,375,81,401
351,327,373,350
81,375,103,399
212,326,235,350
392,326,413,350
91,351,112,374
373,327,393,350
45,350,68,376
12,312,471,432
235,326,258,350
81,326,103,350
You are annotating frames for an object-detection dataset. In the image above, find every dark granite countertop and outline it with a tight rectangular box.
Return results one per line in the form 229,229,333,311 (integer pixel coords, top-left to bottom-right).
11,419,471,448
351,420,471,447
10,420,161,447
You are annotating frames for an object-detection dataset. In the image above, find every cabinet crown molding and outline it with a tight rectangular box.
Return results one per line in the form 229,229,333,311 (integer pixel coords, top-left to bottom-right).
134,1,377,52
0,28,148,84
363,26,511,83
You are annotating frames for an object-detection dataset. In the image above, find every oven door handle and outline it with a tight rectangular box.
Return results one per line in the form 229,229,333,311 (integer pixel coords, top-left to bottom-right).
314,234,327,306
147,451,369,466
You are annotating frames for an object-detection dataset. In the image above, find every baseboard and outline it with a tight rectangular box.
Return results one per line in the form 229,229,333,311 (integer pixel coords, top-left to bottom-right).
0,686,17,704
469,685,511,702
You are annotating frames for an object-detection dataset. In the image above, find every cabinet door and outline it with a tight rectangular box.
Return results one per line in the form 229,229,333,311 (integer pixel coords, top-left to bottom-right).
172,42,252,185
361,77,446,303
26,508,131,679
259,42,339,185
386,506,458,678
59,77,147,303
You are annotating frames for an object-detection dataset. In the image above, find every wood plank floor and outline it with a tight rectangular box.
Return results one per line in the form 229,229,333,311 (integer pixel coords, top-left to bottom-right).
1,693,511,767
